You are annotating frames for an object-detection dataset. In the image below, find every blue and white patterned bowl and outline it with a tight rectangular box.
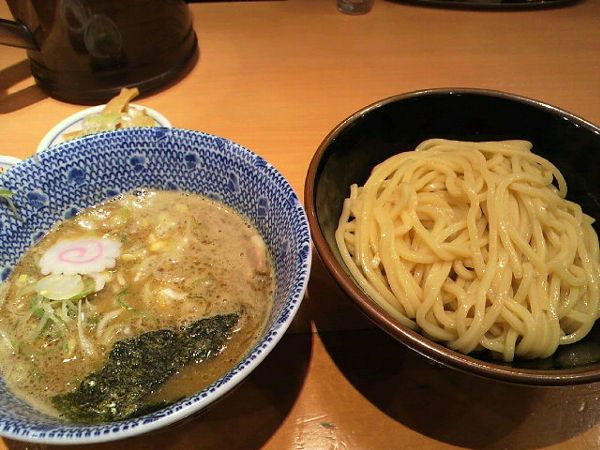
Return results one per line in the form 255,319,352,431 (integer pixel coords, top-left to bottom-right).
0,128,311,444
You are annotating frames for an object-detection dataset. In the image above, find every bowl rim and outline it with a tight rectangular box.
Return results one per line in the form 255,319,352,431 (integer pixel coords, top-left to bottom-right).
305,87,600,386
0,127,312,443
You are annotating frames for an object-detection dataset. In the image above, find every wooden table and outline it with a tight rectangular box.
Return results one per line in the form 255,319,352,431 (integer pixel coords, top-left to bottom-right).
2,0,600,448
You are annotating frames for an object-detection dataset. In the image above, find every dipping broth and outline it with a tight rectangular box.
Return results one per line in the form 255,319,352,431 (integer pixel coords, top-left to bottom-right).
0,190,274,422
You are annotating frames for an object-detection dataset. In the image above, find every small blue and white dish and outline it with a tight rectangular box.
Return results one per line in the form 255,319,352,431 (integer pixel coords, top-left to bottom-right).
36,104,172,153
0,128,311,444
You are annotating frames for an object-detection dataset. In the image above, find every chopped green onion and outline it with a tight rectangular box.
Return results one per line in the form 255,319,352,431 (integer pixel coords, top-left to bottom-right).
117,298,134,310
116,288,136,311
29,295,45,319
27,313,49,343
0,188,18,216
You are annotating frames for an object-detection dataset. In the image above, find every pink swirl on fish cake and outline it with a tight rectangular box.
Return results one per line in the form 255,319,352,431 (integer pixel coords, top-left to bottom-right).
57,240,104,264
39,237,121,276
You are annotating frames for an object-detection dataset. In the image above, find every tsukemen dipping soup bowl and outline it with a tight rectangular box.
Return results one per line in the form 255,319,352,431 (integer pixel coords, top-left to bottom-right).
0,128,311,444
305,88,600,386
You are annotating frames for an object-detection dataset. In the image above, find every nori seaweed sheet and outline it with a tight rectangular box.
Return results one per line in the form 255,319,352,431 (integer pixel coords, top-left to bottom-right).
51,313,239,423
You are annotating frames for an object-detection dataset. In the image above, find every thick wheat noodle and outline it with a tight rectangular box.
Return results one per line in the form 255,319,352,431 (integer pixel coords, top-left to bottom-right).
336,139,600,361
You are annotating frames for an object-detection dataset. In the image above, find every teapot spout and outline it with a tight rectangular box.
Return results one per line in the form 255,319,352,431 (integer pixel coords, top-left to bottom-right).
0,18,37,49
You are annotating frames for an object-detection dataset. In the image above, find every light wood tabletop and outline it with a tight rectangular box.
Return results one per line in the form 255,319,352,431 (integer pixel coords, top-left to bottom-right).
2,0,600,449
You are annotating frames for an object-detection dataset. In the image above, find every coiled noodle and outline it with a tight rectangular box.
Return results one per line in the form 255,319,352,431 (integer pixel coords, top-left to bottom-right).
336,139,600,361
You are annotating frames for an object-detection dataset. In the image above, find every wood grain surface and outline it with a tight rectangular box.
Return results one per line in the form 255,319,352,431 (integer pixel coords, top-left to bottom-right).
1,0,600,448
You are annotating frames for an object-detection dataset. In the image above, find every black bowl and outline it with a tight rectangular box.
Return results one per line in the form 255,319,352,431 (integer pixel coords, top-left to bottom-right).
305,88,600,385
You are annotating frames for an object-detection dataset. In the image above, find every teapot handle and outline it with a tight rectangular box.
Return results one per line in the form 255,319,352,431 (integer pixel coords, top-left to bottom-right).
0,18,37,49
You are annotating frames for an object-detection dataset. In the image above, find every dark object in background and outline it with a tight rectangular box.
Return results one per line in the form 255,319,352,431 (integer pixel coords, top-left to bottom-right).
389,0,578,10
0,0,198,104
305,88,600,386
52,313,239,423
